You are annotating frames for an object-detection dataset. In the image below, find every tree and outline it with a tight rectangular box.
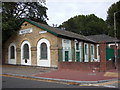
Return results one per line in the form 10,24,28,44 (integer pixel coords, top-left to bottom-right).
2,2,48,43
106,1,120,39
59,14,108,36
2,2,19,43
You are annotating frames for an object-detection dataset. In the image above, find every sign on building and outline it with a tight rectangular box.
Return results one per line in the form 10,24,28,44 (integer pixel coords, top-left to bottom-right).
39,31,47,34
19,28,32,35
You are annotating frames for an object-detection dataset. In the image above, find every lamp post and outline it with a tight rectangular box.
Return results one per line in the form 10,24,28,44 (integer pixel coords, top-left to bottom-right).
114,11,120,69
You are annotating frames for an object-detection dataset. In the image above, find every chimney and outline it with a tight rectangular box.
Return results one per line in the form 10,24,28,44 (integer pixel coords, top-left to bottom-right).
52,24,55,27
52,24,57,27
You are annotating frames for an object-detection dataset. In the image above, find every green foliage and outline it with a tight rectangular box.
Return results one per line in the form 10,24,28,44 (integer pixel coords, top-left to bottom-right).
2,2,48,43
2,2,20,43
106,1,120,39
59,14,108,36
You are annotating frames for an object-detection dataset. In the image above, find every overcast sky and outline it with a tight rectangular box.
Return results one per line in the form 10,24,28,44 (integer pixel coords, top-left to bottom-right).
46,0,119,26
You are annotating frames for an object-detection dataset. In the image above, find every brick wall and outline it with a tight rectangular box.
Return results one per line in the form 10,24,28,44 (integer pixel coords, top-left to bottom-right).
99,41,107,72
106,60,115,70
58,62,100,71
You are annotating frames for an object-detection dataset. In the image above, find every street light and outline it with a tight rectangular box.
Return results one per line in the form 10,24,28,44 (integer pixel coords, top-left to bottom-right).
114,11,120,69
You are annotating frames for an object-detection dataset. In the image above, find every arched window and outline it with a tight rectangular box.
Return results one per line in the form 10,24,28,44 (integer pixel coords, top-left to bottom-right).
40,43,47,59
23,44,29,59
10,46,15,59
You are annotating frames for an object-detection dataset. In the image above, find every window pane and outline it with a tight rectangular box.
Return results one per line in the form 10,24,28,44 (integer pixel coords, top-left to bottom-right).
76,43,79,50
23,44,29,59
91,46,93,55
85,45,87,55
10,46,15,59
98,46,100,55
40,43,47,59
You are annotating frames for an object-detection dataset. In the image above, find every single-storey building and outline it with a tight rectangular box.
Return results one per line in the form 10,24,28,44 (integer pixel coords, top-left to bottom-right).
2,19,120,71
87,34,120,60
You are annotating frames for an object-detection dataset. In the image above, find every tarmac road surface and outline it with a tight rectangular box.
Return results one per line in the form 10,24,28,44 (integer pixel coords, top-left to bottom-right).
2,76,107,89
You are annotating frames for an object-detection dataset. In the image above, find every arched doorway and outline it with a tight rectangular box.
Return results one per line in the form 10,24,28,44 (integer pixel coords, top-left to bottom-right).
21,41,31,65
37,39,51,67
8,43,16,64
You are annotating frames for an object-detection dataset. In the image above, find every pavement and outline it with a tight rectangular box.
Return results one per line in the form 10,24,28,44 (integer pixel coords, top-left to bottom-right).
1,64,119,88
2,64,56,76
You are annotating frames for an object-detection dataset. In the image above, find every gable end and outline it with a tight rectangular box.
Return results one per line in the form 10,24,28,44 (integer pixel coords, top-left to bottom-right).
18,19,59,36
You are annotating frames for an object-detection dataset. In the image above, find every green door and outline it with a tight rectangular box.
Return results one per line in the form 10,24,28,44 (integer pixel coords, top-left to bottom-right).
118,49,120,57
65,51,69,62
106,47,114,60
76,52,80,62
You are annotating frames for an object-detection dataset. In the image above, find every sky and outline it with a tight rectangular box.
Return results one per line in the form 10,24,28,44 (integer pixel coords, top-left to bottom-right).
46,0,119,26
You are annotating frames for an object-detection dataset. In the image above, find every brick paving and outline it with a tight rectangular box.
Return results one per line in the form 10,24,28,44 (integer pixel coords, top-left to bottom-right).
33,69,118,81
2,64,119,88
2,64,118,81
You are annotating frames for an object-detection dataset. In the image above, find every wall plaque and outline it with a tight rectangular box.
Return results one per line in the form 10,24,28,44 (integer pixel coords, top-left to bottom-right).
39,31,47,34
19,28,32,35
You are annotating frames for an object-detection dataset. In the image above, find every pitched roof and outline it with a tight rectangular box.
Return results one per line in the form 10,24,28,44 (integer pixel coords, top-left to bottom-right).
19,19,95,43
86,34,120,43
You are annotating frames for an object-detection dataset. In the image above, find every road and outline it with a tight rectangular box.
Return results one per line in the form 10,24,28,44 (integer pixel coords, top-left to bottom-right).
2,76,106,89
2,65,119,89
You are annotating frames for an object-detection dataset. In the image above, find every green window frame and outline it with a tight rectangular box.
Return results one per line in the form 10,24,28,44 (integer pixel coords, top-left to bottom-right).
65,51,69,62
76,52,80,62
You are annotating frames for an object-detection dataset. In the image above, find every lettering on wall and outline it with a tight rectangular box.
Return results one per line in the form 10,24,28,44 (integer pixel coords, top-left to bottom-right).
19,28,32,35
39,31,47,34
